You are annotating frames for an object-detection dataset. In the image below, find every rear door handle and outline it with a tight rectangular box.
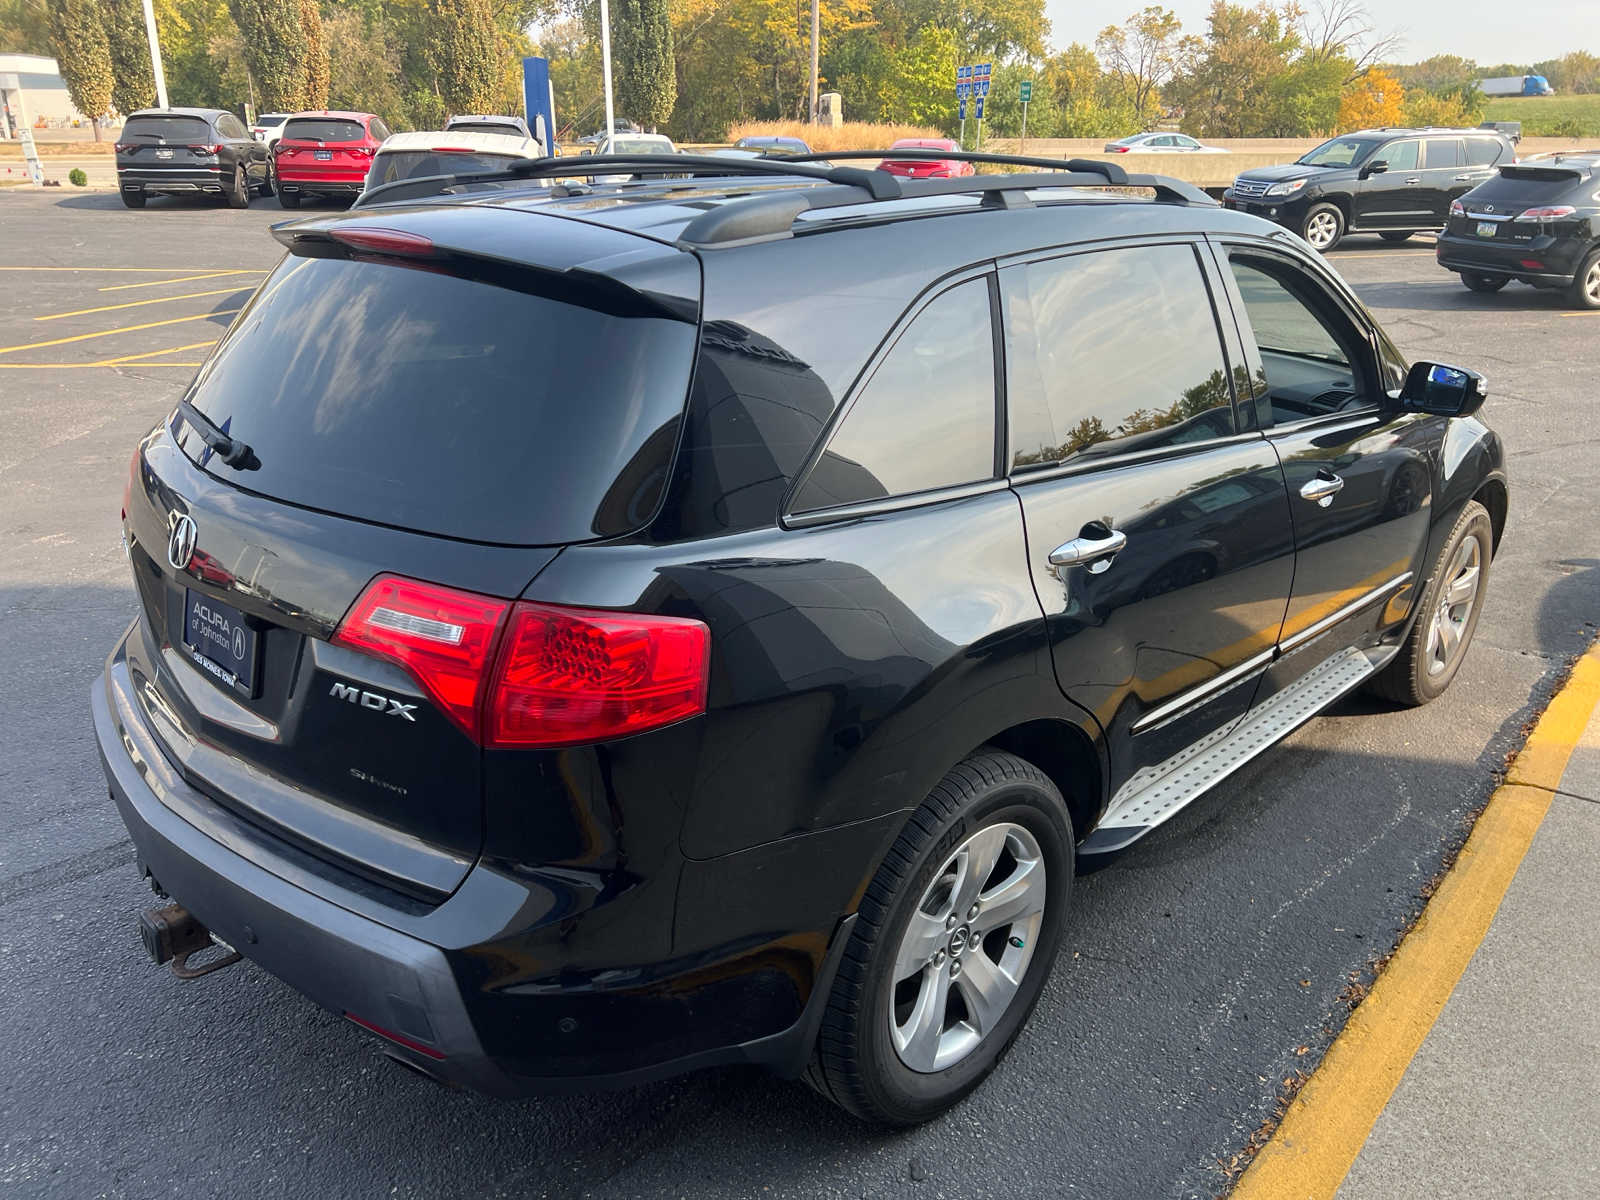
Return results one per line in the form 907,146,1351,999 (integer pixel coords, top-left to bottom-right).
1049,528,1128,574
1299,471,1345,507
1454,173,1481,181
1404,177,1421,185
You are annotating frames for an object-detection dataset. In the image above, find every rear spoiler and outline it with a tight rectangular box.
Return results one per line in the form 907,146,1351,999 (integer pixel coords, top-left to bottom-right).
1497,164,1586,182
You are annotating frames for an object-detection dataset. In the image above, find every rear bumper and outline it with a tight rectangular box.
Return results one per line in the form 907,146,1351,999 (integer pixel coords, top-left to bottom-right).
119,168,225,194
1435,231,1586,282
93,626,859,1095
276,177,364,197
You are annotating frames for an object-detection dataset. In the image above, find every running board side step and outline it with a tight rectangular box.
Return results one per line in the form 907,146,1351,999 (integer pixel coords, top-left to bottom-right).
1078,644,1398,861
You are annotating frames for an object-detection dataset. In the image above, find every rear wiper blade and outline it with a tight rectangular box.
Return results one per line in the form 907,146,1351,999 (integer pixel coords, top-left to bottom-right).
176,398,257,469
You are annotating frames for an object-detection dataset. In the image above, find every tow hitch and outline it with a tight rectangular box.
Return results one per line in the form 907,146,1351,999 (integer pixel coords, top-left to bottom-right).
138,903,242,979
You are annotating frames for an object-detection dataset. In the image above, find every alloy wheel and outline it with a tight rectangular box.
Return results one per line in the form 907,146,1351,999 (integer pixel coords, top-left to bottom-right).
1584,258,1600,306
888,822,1046,1073
1304,210,1339,249
1426,536,1481,676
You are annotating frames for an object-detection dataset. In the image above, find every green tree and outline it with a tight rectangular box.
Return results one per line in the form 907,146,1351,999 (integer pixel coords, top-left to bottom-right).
1096,6,1198,125
325,9,404,120
613,0,675,129
1167,2,1301,137
1387,53,1476,93
425,0,498,113
103,0,158,115
300,0,329,107
46,0,114,138
228,0,308,110
0,0,54,54
880,22,956,130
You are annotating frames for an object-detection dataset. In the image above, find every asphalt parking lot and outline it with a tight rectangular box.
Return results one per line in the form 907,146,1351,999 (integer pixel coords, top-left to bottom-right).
2,188,1597,1199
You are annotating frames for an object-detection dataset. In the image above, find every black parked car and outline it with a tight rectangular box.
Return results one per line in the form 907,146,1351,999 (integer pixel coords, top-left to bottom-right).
1225,127,1515,251
115,108,271,209
1436,151,1600,309
96,151,1507,1127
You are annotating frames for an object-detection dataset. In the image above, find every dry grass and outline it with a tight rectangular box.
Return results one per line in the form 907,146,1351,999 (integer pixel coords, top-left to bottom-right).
725,119,945,153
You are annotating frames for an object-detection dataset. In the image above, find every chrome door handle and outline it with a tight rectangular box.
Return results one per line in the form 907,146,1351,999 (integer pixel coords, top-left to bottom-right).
1404,177,1421,185
1454,173,1479,181
1049,528,1128,574
1299,471,1345,507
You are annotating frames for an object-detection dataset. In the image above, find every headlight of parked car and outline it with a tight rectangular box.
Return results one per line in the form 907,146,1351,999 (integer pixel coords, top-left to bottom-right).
1265,179,1308,198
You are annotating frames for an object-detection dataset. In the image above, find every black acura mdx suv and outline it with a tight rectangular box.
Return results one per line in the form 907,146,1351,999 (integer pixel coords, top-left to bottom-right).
95,151,1507,1126
1225,127,1516,251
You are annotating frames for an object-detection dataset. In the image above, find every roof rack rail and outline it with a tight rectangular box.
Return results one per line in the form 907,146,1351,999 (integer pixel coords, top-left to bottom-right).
678,150,1215,246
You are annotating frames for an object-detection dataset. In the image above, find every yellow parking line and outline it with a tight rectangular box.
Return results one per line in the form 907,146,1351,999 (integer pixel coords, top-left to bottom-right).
0,265,255,273
35,286,247,322
98,270,266,292
0,361,203,369
1558,311,1600,317
98,339,218,365
0,309,241,356
1232,643,1600,1200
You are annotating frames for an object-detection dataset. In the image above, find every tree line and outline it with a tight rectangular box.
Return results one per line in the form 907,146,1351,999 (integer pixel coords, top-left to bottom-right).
3,0,1594,142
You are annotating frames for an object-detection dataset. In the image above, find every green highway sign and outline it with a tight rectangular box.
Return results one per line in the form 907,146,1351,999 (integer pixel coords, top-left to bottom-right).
1019,80,1032,103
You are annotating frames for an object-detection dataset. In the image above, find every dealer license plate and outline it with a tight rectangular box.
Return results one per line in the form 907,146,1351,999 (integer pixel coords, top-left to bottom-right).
183,589,258,695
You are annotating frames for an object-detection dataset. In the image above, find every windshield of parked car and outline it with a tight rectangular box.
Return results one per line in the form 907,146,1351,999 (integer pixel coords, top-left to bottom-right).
1297,137,1379,167
368,150,524,185
282,118,366,143
121,116,213,142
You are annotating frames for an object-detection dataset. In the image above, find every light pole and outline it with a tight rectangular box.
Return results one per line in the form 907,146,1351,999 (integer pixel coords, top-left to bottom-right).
141,0,169,109
809,0,819,122
599,0,616,145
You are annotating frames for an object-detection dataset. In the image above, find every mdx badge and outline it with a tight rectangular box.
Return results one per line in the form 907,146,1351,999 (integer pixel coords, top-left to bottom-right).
330,682,418,722
167,512,198,571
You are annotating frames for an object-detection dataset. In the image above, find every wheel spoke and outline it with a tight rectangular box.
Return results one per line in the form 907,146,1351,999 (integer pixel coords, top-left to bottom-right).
1438,614,1462,657
1426,617,1443,665
976,856,1045,931
893,908,948,982
950,825,1008,916
894,965,950,1072
954,952,1018,1037
1446,565,1479,608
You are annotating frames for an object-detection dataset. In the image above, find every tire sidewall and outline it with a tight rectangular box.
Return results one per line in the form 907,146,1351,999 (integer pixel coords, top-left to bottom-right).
1410,507,1493,702
1571,248,1600,310
852,782,1074,1123
1302,203,1343,252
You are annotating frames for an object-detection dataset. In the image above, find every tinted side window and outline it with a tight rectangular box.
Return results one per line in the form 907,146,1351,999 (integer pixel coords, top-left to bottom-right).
1227,255,1376,425
216,114,247,140
1423,139,1462,169
1004,243,1236,470
1465,138,1504,166
369,118,391,142
1378,139,1419,171
792,278,996,512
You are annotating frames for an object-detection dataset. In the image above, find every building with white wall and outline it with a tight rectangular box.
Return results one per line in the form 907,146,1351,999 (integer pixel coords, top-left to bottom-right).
0,54,95,139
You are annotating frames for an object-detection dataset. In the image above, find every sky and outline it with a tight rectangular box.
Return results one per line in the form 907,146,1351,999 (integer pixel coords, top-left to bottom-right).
1042,0,1598,65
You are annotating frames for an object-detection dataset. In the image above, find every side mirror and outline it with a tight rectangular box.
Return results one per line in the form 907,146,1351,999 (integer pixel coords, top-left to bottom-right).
1399,362,1487,416
1361,160,1388,179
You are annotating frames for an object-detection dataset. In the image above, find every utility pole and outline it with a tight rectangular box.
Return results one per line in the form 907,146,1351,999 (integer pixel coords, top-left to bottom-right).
141,0,169,109
808,0,819,122
599,0,615,145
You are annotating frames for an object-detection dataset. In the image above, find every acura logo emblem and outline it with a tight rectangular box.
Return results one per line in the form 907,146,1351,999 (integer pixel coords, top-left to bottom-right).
167,512,198,571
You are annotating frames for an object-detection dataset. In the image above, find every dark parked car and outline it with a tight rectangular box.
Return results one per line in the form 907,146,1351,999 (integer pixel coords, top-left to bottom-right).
1225,127,1515,251
1436,151,1600,308
734,135,812,155
97,151,1506,1127
115,108,271,209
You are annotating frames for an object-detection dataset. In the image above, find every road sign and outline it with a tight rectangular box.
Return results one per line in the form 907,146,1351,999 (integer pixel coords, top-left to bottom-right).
958,96,967,120
975,95,985,121
1019,80,1032,103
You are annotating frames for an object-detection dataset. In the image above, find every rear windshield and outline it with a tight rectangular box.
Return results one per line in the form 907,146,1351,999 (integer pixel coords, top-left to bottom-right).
448,121,523,136
1468,168,1586,205
256,115,287,128
368,150,522,184
282,118,366,143
174,255,697,544
121,116,213,142
609,138,674,155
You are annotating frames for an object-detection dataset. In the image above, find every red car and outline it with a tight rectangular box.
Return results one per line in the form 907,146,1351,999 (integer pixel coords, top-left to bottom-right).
274,111,392,208
876,138,976,179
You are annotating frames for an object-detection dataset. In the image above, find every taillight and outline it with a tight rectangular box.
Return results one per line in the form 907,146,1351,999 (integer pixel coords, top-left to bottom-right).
1513,205,1576,222
351,146,376,157
333,575,509,742
486,604,710,748
187,143,220,154
1449,199,1465,217
328,227,437,257
114,142,133,152
333,575,711,748
1110,146,1130,153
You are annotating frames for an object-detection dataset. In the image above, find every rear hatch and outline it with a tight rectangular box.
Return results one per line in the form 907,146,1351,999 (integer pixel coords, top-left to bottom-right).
1448,164,1592,245
122,205,701,901
116,114,218,174
276,116,373,183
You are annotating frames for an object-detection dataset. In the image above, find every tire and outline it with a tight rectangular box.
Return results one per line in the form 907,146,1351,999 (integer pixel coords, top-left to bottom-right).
1379,230,1413,243
278,188,300,209
120,190,146,209
256,165,274,197
1301,203,1344,252
1569,248,1600,310
804,750,1075,1126
225,165,249,208
1461,272,1508,294
1369,500,1493,707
